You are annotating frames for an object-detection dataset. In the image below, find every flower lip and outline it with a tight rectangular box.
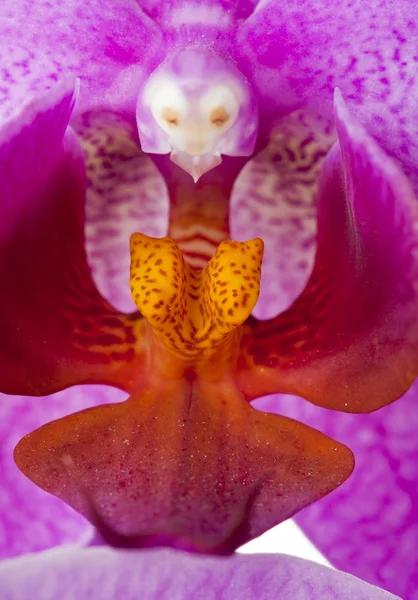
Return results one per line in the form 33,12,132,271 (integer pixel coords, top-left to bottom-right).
14,375,354,555
136,48,258,180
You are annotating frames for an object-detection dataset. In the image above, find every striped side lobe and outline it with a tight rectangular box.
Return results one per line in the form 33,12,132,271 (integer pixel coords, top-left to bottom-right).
237,92,418,413
0,83,145,397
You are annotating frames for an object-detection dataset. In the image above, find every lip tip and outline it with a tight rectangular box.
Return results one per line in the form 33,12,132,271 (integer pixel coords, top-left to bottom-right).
170,149,222,182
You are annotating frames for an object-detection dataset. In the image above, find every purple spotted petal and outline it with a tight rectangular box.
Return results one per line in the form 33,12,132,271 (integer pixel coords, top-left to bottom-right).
0,386,125,559
237,1,418,190
255,385,418,600
0,547,400,599
0,0,162,120
138,1,256,45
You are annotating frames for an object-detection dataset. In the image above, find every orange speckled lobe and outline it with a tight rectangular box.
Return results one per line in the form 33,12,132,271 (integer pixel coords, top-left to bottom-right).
130,233,263,361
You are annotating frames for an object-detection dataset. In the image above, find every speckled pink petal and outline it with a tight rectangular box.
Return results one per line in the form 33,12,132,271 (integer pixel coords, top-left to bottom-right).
140,0,257,22
0,0,162,120
73,111,169,312
0,386,125,559
138,0,256,46
255,386,418,600
231,109,335,318
0,547,401,599
236,1,418,191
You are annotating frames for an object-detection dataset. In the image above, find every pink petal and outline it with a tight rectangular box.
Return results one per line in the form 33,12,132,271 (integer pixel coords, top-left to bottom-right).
256,384,418,599
0,386,125,559
0,547,401,599
237,1,418,191
138,1,255,46
0,82,148,397
0,82,146,557
0,1,162,120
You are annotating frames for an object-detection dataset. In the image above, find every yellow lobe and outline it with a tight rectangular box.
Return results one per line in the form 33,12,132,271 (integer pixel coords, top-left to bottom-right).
130,233,263,362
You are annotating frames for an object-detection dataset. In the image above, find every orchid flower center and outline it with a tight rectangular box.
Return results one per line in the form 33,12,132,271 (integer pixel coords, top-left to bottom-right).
137,49,258,181
130,233,263,376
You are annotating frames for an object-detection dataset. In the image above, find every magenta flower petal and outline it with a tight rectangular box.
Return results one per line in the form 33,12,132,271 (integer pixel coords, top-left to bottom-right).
0,2,416,587
0,0,161,120
237,1,418,189
0,547,401,599
0,83,352,555
0,83,145,396
0,386,127,559
256,383,418,599
238,91,418,412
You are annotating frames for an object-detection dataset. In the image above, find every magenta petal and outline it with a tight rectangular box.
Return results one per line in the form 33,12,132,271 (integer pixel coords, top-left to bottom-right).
0,386,126,559
138,0,253,48
257,384,418,599
238,91,418,412
0,1,162,119
237,1,418,190
0,83,144,396
0,547,401,599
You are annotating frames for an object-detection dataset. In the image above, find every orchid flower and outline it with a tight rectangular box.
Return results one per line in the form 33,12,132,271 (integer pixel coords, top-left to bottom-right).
0,1,417,599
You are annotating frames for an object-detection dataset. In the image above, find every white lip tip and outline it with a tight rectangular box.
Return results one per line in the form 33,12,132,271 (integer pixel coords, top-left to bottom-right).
170,150,222,181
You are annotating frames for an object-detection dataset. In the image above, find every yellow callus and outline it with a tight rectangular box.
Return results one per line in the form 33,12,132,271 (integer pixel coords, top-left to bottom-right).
130,233,263,362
